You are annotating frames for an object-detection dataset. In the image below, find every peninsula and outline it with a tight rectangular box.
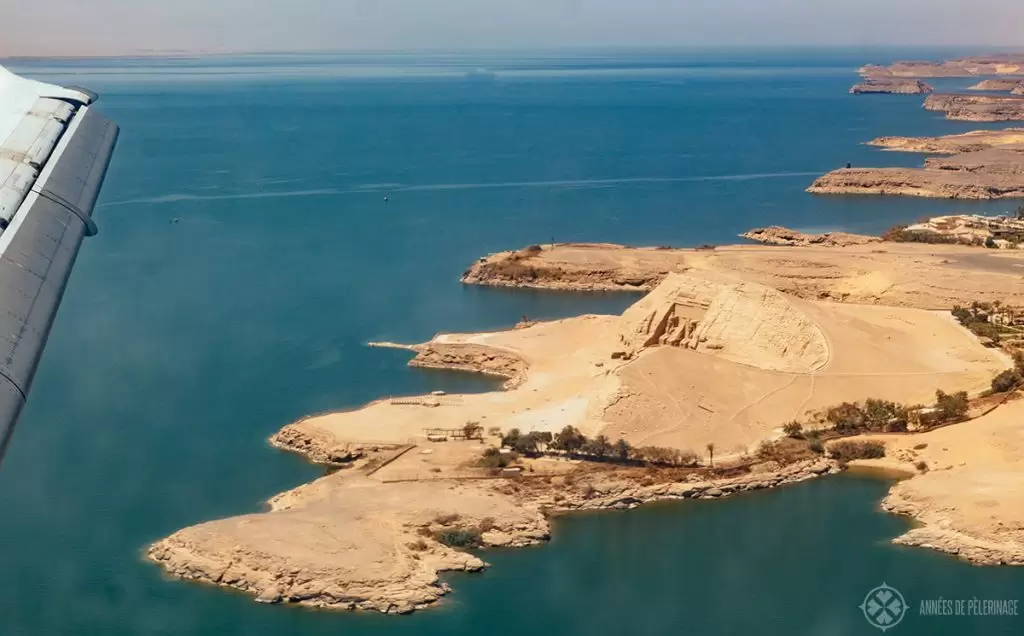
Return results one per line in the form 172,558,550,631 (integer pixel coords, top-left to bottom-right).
150,238,1024,613
462,241,1024,306
968,79,1024,93
809,128,1024,199
146,53,1024,616
923,94,1024,122
849,78,933,95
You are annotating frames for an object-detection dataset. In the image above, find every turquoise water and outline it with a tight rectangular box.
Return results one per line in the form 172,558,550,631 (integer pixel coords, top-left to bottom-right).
0,50,1021,635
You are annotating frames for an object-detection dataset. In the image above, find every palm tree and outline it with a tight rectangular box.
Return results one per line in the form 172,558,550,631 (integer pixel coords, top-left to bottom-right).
706,442,716,467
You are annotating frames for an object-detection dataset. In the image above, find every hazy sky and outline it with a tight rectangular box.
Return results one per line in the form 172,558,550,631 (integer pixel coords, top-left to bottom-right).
3,0,1024,57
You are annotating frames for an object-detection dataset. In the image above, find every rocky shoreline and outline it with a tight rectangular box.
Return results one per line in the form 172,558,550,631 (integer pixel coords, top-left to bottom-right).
968,79,1024,93
807,166,1024,199
461,245,663,292
882,504,1024,566
809,126,1024,199
924,94,1024,122
868,128,1024,154
147,456,842,615
859,54,1024,78
145,52,1024,617
408,342,527,388
849,78,932,95
740,226,880,247
459,241,1024,308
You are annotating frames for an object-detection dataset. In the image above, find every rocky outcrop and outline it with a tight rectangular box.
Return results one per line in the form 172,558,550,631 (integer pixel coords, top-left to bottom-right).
148,456,840,615
868,128,1024,154
968,79,1024,92
617,273,829,372
741,226,881,247
923,94,1024,122
462,245,670,292
884,524,1024,566
811,141,1024,199
690,282,829,372
271,425,402,465
618,274,719,355
807,166,1024,199
814,124,1024,199
410,342,528,389
148,474,552,615
924,146,1024,176
860,55,1024,78
883,480,1024,566
848,397,1024,567
849,78,933,95
548,459,840,512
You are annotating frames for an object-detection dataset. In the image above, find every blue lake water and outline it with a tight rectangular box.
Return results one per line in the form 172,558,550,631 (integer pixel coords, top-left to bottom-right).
1,49,1021,635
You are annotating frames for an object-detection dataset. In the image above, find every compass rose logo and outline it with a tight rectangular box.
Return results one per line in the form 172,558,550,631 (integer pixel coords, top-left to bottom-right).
860,583,908,631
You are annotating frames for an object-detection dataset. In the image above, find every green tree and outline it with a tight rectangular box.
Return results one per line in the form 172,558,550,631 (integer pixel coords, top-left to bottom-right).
514,431,553,456
583,435,612,460
863,399,909,432
951,305,972,326
552,426,587,456
782,421,803,438
613,438,633,463
829,440,886,461
935,390,969,421
706,442,716,467
515,434,539,455
501,428,522,449
991,369,1021,393
530,430,553,449
678,449,699,467
826,402,866,433
463,421,483,440
638,446,676,466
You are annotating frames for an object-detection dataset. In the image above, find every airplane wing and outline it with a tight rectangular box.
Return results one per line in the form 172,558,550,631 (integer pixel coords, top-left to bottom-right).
0,65,119,463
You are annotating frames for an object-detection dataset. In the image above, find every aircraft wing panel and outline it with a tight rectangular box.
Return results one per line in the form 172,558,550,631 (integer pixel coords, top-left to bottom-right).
0,67,119,463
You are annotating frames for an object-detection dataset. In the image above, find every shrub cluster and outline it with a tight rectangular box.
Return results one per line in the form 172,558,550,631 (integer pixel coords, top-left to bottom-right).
782,421,803,438
434,528,482,548
990,351,1024,394
477,447,516,470
882,225,961,245
755,437,820,464
828,440,886,461
991,368,1022,394
430,515,497,549
826,399,909,433
463,421,483,440
933,390,969,423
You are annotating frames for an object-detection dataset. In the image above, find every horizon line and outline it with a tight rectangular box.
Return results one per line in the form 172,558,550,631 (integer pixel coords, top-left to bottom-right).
5,43,1024,62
